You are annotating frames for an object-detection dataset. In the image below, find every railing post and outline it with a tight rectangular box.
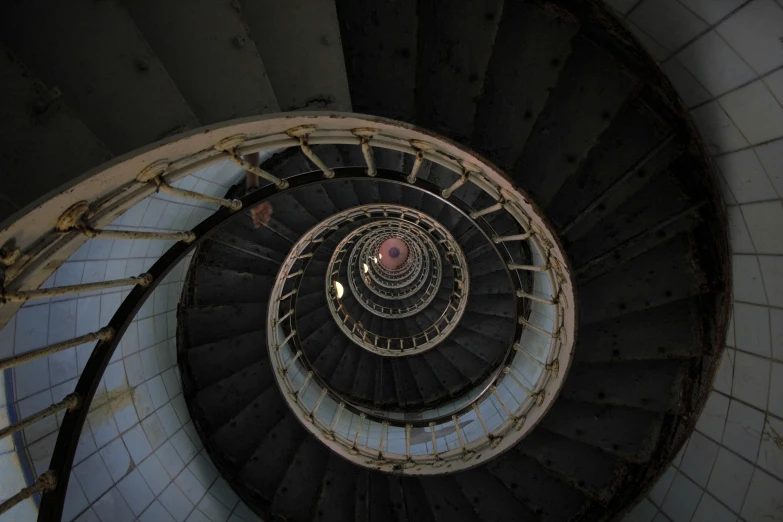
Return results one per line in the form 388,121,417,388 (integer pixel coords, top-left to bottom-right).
0,328,114,372
0,471,57,516
0,394,81,440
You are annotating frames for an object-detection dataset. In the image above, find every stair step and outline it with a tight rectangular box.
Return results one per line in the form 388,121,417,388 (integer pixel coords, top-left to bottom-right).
568,172,697,267
400,478,437,522
579,235,708,325
561,359,687,412
574,298,704,363
181,303,266,346
240,0,350,111
209,384,286,465
241,412,308,501
186,329,266,389
421,350,471,396
0,0,198,154
416,0,503,141
548,100,677,237
271,436,330,521
351,350,378,403
335,0,417,121
513,37,637,207
471,1,579,170
454,467,539,522
193,359,273,433
312,453,359,522
485,452,586,522
366,473,398,522
123,0,278,123
515,427,620,503
420,476,481,522
541,398,663,462
193,265,271,305
213,226,290,264
0,47,113,218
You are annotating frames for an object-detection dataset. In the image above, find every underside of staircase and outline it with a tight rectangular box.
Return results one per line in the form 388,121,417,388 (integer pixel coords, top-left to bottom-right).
0,1,731,521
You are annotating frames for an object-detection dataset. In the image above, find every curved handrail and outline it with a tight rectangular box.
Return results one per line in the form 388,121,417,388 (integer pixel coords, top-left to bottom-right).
0,114,576,515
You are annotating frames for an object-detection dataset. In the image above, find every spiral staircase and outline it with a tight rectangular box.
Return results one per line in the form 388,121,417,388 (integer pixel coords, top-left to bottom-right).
0,0,732,521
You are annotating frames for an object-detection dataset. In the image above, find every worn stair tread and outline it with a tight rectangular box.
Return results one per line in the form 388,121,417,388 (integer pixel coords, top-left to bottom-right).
186,329,267,389
513,37,637,207
561,359,686,412
552,133,679,245
192,265,272,305
574,298,703,363
0,0,199,154
420,476,481,522
0,46,113,216
181,303,266,346
193,359,274,433
240,0,350,111
123,0,278,123
271,436,330,521
336,0,417,122
454,467,540,522
471,1,579,170
541,398,663,462
241,412,308,501
209,384,286,465
515,427,620,502
312,453,359,522
416,0,503,141
485,452,585,522
579,235,707,325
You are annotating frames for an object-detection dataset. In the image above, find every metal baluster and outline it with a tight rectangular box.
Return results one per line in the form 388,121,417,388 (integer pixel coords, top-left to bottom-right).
277,331,297,351
214,137,289,189
297,372,313,396
405,424,412,460
137,161,243,210
353,129,378,177
379,421,389,457
472,404,490,437
0,471,57,516
518,317,556,338
508,263,548,272
329,403,345,438
452,415,468,456
516,290,557,305
279,289,297,301
286,269,304,279
310,389,328,419
503,367,544,406
513,344,559,376
0,394,80,440
0,328,113,372
3,274,152,303
493,231,534,243
282,350,302,371
287,126,335,179
407,151,424,184
491,387,513,418
470,200,504,219
352,413,367,451
56,201,196,242
442,173,468,199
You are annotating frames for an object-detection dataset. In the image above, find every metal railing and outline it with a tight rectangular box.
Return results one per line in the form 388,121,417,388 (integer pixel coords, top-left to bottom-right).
0,113,576,515
333,217,456,330
340,222,444,318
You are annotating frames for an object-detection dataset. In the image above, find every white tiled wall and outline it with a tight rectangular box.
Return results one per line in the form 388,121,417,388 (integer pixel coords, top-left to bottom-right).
603,0,783,520
0,160,261,522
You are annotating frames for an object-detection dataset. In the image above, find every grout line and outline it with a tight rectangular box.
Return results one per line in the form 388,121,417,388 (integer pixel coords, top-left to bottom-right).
688,64,783,113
